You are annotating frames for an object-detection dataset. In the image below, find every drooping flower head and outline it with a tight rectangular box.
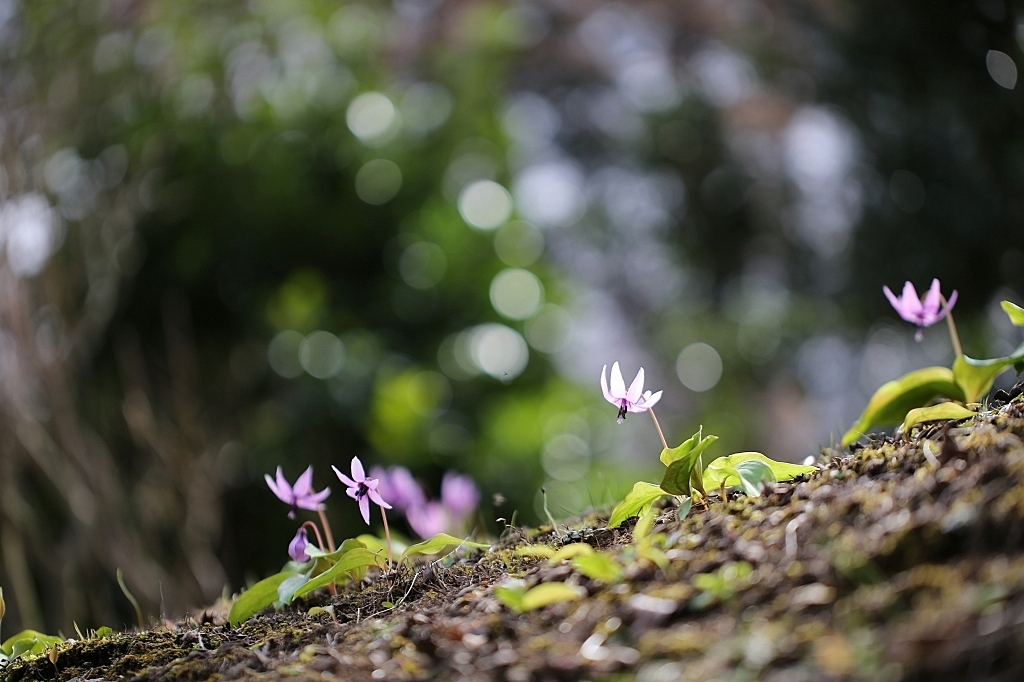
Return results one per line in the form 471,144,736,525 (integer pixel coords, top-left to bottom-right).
883,279,958,341
333,457,392,525
441,472,480,518
288,527,309,562
600,362,662,424
370,465,425,511
265,466,331,519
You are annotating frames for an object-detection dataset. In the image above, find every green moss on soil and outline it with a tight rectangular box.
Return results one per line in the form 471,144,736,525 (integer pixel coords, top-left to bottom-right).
6,401,1024,680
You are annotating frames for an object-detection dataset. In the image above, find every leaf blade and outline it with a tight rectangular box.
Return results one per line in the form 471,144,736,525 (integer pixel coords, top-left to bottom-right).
1002,300,1024,326
703,452,814,492
228,572,297,626
902,402,976,432
292,548,385,600
607,482,666,528
953,344,1024,403
841,366,964,446
399,533,489,565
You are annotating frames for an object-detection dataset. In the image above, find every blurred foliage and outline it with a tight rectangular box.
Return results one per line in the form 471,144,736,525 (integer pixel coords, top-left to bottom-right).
0,0,1022,636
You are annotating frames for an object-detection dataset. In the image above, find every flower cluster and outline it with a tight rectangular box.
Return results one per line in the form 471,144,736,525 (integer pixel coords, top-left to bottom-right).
371,465,480,539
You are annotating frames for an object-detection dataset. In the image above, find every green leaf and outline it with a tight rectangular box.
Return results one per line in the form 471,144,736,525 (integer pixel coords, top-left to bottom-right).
522,583,583,610
276,572,310,604
572,553,622,583
660,429,718,466
549,543,593,563
0,630,63,659
1002,300,1024,326
659,431,718,496
293,548,385,600
607,482,667,528
399,533,489,565
94,627,112,639
228,572,297,626
703,452,815,492
632,505,658,541
493,582,526,612
841,367,964,446
903,402,976,432
953,343,1024,403
357,534,408,557
725,460,776,497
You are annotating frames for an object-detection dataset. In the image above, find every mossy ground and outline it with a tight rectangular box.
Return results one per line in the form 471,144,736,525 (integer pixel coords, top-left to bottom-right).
6,401,1024,681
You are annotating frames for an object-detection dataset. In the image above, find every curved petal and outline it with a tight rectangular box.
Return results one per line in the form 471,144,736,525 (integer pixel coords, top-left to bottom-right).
610,362,626,399
600,365,615,404
901,281,923,318
265,472,285,502
922,278,942,318
350,456,366,483
358,495,371,524
626,367,645,404
332,465,356,488
293,466,314,497
274,467,294,504
346,488,359,500
297,486,331,510
944,289,958,313
883,285,903,315
630,390,662,412
368,489,392,509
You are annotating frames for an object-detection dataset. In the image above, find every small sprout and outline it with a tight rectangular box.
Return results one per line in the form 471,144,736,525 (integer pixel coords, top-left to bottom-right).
549,543,593,564
572,553,622,583
494,581,583,613
116,569,144,631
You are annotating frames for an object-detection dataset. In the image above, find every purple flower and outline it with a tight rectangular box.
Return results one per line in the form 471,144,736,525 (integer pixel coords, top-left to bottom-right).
600,362,663,424
441,472,479,518
883,279,958,341
370,465,425,511
407,501,450,539
265,466,331,519
333,457,392,525
288,527,309,562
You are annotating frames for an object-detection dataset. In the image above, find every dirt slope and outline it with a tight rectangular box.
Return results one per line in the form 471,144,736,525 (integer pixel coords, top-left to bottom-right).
5,401,1024,681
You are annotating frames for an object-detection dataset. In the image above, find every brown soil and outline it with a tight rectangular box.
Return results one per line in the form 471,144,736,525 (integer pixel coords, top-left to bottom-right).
5,401,1024,681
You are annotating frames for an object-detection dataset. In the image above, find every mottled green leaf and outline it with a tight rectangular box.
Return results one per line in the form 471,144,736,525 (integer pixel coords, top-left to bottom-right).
659,431,718,496
276,572,310,604
293,549,385,600
953,343,1024,403
228,572,297,626
399,533,489,565
703,452,814,492
608,482,666,528
903,402,976,432
841,367,964,446
0,630,63,659
572,552,622,583
1002,300,1024,326
720,460,775,497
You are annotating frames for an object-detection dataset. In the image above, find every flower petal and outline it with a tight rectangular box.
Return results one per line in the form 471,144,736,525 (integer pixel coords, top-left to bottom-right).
610,362,626,399
922,279,942,318
297,486,331,510
631,390,662,411
275,467,294,504
332,465,356,488
350,456,366,483
358,496,371,524
293,466,314,497
368,489,392,509
626,367,645,404
600,365,616,404
265,471,285,502
901,281,923,318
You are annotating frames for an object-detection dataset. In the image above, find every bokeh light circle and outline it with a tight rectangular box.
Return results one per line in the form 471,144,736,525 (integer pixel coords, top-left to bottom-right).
676,342,723,392
457,180,513,230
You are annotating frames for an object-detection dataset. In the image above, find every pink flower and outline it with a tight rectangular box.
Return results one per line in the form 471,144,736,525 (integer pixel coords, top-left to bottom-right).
407,501,450,539
265,466,331,519
288,527,309,562
883,279,958,341
600,362,663,424
333,457,392,525
441,472,479,518
370,465,425,511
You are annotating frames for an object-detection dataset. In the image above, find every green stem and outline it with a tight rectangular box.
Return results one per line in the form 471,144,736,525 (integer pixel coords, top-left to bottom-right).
317,507,336,553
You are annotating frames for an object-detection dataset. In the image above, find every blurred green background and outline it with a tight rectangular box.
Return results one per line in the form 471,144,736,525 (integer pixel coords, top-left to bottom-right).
1,0,1023,633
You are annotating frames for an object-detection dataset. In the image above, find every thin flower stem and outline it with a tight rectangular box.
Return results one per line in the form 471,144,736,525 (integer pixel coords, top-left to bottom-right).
648,407,669,451
317,506,336,553
941,294,963,358
380,505,394,568
300,521,326,552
